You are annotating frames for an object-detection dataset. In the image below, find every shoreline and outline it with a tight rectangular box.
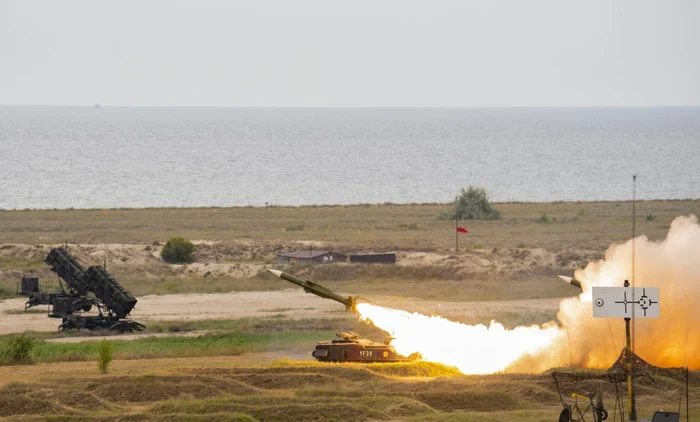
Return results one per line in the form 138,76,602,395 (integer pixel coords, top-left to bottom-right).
2,197,698,213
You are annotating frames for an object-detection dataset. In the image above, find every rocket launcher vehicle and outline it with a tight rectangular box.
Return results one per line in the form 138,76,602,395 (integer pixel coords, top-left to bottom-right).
268,269,358,313
267,269,418,363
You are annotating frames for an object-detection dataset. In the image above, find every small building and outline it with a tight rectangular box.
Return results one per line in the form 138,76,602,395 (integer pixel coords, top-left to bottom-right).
276,250,347,265
349,252,396,264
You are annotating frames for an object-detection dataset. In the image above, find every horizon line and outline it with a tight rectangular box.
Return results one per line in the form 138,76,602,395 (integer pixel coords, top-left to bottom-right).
2,104,700,109
2,198,698,212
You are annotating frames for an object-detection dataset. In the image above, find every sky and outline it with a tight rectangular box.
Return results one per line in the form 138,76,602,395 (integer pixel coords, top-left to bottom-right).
1,0,699,107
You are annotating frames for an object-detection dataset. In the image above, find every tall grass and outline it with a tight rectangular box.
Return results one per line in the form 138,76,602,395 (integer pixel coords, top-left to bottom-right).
536,213,551,224
98,339,114,373
0,333,35,365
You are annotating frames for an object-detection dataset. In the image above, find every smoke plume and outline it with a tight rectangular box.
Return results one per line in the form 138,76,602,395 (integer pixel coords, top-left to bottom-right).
511,214,700,372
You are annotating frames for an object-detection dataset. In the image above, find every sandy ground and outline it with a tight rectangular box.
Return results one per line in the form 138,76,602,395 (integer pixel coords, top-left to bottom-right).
0,241,597,280
0,289,562,337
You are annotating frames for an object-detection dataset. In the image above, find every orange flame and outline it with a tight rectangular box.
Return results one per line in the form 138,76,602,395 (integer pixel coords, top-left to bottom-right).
356,303,563,374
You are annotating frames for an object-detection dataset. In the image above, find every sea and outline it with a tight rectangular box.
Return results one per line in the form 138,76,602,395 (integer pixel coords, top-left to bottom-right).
0,106,698,210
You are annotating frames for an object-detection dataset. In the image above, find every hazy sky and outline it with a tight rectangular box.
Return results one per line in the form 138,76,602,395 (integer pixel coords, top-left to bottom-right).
1,1,698,107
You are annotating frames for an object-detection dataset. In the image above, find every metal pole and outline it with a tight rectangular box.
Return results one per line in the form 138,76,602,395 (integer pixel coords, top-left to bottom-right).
624,280,637,421
455,209,459,252
626,316,637,421
687,367,690,422
632,176,636,350
632,176,636,280
625,174,637,421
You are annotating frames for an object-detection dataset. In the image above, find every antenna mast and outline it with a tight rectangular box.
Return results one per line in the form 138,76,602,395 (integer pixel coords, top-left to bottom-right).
628,175,638,421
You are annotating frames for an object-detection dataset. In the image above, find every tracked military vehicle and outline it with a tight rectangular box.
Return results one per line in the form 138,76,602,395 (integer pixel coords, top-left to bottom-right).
312,332,418,362
268,269,420,363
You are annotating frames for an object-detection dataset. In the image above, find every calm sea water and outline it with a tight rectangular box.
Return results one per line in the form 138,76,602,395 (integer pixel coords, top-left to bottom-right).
1,106,698,209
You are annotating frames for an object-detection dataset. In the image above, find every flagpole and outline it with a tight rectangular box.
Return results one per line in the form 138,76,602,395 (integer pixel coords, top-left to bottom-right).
455,210,459,252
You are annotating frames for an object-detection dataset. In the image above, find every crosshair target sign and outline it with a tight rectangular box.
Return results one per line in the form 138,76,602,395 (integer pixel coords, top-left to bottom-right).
591,287,660,318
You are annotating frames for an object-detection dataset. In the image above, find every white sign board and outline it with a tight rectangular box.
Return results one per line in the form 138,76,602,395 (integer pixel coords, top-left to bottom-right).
592,287,660,318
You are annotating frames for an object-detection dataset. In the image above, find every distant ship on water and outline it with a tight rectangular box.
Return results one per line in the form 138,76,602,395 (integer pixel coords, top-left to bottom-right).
94,104,101,109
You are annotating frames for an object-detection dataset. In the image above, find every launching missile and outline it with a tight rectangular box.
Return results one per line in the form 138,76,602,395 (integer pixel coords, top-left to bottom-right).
558,275,583,291
268,269,358,313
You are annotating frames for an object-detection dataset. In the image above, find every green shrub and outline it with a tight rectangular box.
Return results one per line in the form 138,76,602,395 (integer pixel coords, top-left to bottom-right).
438,186,500,221
0,284,15,299
536,213,551,224
3,333,35,364
160,237,196,263
97,339,114,373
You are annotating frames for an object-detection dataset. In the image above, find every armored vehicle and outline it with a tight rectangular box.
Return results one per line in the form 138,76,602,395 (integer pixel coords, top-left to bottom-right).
312,332,418,362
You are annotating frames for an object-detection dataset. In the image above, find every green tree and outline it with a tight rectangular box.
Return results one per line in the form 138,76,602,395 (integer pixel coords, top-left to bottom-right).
438,186,501,221
160,237,196,263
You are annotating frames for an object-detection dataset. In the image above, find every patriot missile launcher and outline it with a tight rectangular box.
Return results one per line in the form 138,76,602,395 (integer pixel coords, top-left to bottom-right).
268,269,358,313
17,247,144,333
558,275,583,291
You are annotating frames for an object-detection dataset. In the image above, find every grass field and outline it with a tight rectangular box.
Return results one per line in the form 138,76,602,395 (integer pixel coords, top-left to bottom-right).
1,200,697,249
0,355,697,421
0,317,363,365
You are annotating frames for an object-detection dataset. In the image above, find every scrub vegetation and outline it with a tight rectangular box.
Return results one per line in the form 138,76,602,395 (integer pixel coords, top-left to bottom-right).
160,236,196,263
0,356,697,421
438,186,501,221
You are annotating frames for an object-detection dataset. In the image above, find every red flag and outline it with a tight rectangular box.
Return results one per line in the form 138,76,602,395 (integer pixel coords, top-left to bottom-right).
457,227,468,233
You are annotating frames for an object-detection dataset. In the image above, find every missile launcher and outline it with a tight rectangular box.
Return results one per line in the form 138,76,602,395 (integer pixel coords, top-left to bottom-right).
268,269,419,363
17,247,144,333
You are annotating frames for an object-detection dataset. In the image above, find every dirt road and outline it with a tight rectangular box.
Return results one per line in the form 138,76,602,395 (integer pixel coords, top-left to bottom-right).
0,290,563,336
